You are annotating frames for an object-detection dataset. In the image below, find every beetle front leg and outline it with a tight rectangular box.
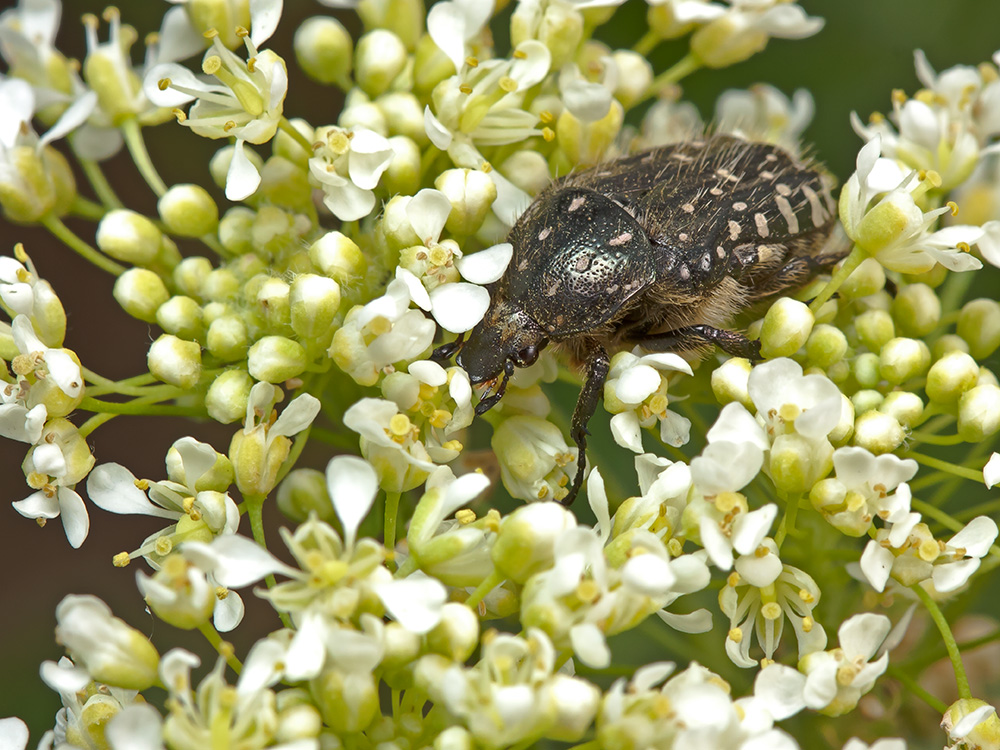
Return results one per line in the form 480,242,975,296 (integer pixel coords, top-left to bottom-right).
636,325,761,360
564,344,610,507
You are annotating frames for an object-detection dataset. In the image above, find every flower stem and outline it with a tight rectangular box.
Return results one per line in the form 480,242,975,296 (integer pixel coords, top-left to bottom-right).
279,116,314,154
464,569,504,611
384,491,401,562
77,156,123,209
911,498,964,534
197,622,243,674
886,664,948,713
70,196,107,221
913,583,971,699
639,53,701,105
775,493,802,548
77,411,116,439
78,396,203,417
121,117,168,197
902,451,984,483
908,430,966,446
634,29,660,57
809,245,865,313
42,215,125,276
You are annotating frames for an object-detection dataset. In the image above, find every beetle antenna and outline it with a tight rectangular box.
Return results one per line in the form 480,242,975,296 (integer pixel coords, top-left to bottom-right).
431,333,465,362
475,359,514,415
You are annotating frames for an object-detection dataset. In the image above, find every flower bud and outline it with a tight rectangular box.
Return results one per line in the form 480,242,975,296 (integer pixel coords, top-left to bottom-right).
891,283,940,337
156,295,204,340
611,51,653,109
434,168,498,237
206,315,249,362
854,309,895,353
691,15,769,68
247,335,308,383
548,675,602,742
768,432,833,493
829,393,856,446
158,185,219,237
383,135,422,196
277,468,334,522
759,297,813,358
711,356,752,409
958,384,1000,442
311,667,378,733
926,351,979,406
932,333,969,361
55,595,159,690
136,554,214,630
413,34,455,92
851,389,883,415
878,337,930,384
499,150,552,196
838,257,885,299
879,391,923,428
171,256,213,301
309,231,368,285
957,298,1000,359
434,727,473,750
339,97,389,134
357,0,425,49
647,3,700,39
852,352,881,388
275,700,323,743
0,145,74,223
424,602,480,662
23,418,94,484
491,501,577,583
805,324,847,369
512,0,583,68
854,410,905,454
379,92,426,143
258,156,314,213
210,144,264,194
165,440,233,492
556,99,624,166
381,195,423,250
113,268,169,323
290,274,341,345
979,367,1000,388
255,277,291,329
205,369,253,424
941,699,1000,749
294,16,353,88
355,29,408,98
96,209,162,265
148,334,201,389
381,622,422,669
492,415,578,502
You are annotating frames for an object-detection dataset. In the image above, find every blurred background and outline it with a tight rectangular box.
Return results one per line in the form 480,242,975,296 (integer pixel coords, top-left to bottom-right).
2,0,1000,745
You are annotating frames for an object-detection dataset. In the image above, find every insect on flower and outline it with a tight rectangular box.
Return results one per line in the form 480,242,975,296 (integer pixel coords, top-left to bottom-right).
434,135,843,505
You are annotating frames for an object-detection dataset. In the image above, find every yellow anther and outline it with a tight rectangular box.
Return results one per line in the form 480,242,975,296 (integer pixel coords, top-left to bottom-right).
455,509,476,524
388,413,412,437
761,602,782,620
727,571,741,587
442,439,463,452
802,615,814,633
158,78,171,91
235,26,249,38
215,587,229,600
429,409,452,428
714,490,747,514
542,127,555,142
465,56,479,68
223,120,237,132
202,55,223,75
513,49,527,59
836,663,859,686
203,28,220,39
499,76,517,94
539,110,555,125
459,84,473,95
754,545,769,558
481,161,493,173
957,242,971,253
947,200,960,216
247,56,257,73
728,627,743,643
135,478,150,490
798,588,814,604
891,88,907,105
173,109,187,123
112,552,131,568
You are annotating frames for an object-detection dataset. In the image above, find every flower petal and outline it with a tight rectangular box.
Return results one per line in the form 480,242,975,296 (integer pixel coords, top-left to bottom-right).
226,140,262,201
373,575,447,633
326,455,378,548
86,464,179,518
429,282,490,333
456,243,513,284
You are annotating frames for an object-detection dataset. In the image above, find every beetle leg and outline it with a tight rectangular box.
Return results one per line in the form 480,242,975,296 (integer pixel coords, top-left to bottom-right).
636,325,761,360
475,358,515,415
431,333,465,362
564,344,610,506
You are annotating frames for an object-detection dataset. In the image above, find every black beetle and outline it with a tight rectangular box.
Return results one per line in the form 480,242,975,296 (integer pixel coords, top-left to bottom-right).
434,135,843,505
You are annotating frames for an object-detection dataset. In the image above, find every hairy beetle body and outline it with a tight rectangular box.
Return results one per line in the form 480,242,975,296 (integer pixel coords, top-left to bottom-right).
436,135,844,504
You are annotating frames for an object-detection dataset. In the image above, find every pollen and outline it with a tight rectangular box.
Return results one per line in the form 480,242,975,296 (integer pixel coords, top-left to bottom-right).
499,76,518,93
157,78,171,91
388,413,413,437
542,127,555,142
728,627,744,643
465,56,479,67
112,552,131,568
947,200,959,216
456,509,476,524
761,602,782,620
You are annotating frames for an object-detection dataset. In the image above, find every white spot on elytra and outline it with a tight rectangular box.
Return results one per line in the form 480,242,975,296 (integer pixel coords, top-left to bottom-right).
775,183,792,197
728,220,741,240
775,194,799,234
682,203,695,213
678,232,689,242
568,195,586,212
700,253,711,271
765,153,778,162
732,201,747,212
801,184,826,225
716,245,726,258
709,186,724,196
575,256,590,272
538,226,552,241
754,213,770,238
608,232,632,246
761,170,775,180
679,264,690,280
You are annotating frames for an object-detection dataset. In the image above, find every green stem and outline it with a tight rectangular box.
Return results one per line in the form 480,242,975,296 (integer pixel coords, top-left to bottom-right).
913,584,971,699
911,498,964,535
78,157,123,209
77,412,116,439
121,117,168,197
69,196,107,221
464,569,504,611
384,491,401,560
244,493,293,629
197,622,243,674
41,215,125,276
907,430,966,446
774,493,801,548
904,628,1000,673
902,451,984,483
810,245,865,313
78,395,204,417
634,29,660,57
279,116,314,154
886,664,948,713
639,53,701,105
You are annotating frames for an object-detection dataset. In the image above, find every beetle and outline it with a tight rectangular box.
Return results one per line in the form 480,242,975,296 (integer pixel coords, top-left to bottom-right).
433,134,844,505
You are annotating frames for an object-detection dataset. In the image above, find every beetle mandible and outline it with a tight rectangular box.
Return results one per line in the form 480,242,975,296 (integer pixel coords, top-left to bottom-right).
433,134,844,506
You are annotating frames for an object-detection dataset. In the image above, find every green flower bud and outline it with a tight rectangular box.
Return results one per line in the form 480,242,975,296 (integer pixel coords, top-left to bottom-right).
258,156,314,213
879,337,930,384
853,352,882,388
805,324,848,369
424,602,479,662
275,700,323,744
926,350,979,406
891,283,940,337
838,257,885,299
273,118,314,166
383,135,422,196
434,727,473,750
768,432,833,494
499,150,552,196
760,297,814,358
277,467,333,522
155,236,183,273
434,168,498,236
711,356,753,409
491,502,577,583
113,268,169,323
340,97,389,135
157,185,219,239
942,699,1000,750
217,206,255,255
96,209,163,265
379,92,427,144
148,334,202,389
0,145,74,223
165,441,233,492
171,256,213,302
854,309,895,352
357,0,425,50
958,384,1000,442
205,369,253,424
957,298,1000,359
247,335,308,383
853,192,925,262
156,295,204,341
82,20,143,121
829,393,856,446
309,231,368,285
381,195,422,250
647,3,700,39
206,315,249,362
381,622,422,670
294,16,353,88
853,410,905,454
904,261,948,288
356,29,408,98
413,34,454,92
65,694,123,750
201,268,241,302
210,144,264,193
256,277,292,330
879,391,923,428
979,367,1000,388
610,50,653,109
932,333,969,361
557,100,625,166
512,0,583,68
691,15,769,68
851,389,883,415
139,554,215,630
311,667,378,733
290,274,341,344
827,359,850,384
24,418,93,485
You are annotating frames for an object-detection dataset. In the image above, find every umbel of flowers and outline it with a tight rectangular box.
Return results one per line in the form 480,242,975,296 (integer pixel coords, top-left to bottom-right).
1,1,1000,749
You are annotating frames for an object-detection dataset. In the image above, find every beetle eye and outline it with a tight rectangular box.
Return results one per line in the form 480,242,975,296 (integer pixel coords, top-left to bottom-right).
514,345,538,368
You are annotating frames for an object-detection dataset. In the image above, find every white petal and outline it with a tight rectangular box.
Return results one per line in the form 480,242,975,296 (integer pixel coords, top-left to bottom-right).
271,394,321,438
191,535,297,588
407,189,452,245
427,0,470,71
656,608,713,633
430,283,490,333
561,73,612,122
441,471,491,516
154,6,206,66
409,359,448,386
707,402,769,452
569,623,611,668
40,91,97,148
700,517,733,570
953,704,999,739
802,661,838,709
0,79,33,146
373,575,447,633
395,267,432,311
933,559,980,593
631,662,676,692
732,504,777,556
658,410,690,448
587,468,611,543
0,719,28,750
735,549,782,588
326,455,379,548
838,613,890,660
86,464,178,518
456,243,513,284
691,440,763,494
615,364,661,404
226,140,261,201
348,128,394,190
213,590,244,633
12,490,59,520
622,553,675,596
986,452,1000,488
754,664,807,720
637,351,693,375
143,63,204,107
489,166,533,226
249,0,283,47
173,437,218,490
284,611,327,680
424,106,453,150
58,488,90,549
947,516,999,558
106,704,164,750
42,349,82,397
610,411,643,453
39,659,90,694
859,540,893,592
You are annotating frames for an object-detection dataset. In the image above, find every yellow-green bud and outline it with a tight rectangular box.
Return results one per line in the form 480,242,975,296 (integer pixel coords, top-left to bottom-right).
206,315,249,361
113,268,169,323
931,333,969,361
556,99,624,166
691,15,768,68
256,277,292,329
878,391,923,428
853,192,925,263
434,727,473,750
647,3,699,39
155,236,183,273
424,602,479,662
611,51,653,109
711,356,753,409
148,334,202,389
82,38,143,122
854,309,895,352
217,206,256,256
979,367,1000,388
381,195,422,250
413,33,454,92
512,0,583,68
210,144,264,193
941,699,1000,750
851,389,883,415
309,231,368,285
829,393,856,446
499,150,552,196
853,352,882,388
769,432,833,493
294,16,353,88
24,419,93,484
383,135,422,196
257,156,314,213
379,92,427,144
491,502,577,583
434,168,498,236
273,118,314,166
158,184,219,237
173,256,213,301
247,335,308,383
205,369,253,424
357,0,425,50
311,667,379,734
96,210,163,265
878,337,930,384
166,443,232,492
277,468,333,522
838,257,885,299
958,384,1000,442
957,298,1000,359
155,295,204,340
0,146,65,223
65,694,123,750
275,703,323,744
26,277,67,347
853,410,905,454
805,324,848,369
139,555,215,630
926,351,979,406
355,29,408,98
891,283,940,337
290,274,342,343
381,622,422,670
760,297,814,358
202,268,241,302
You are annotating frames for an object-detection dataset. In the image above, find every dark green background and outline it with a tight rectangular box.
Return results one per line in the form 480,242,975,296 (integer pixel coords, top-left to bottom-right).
2,0,999,745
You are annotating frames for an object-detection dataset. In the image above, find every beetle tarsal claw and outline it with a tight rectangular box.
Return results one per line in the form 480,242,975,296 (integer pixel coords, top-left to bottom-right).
475,367,512,414
431,334,465,362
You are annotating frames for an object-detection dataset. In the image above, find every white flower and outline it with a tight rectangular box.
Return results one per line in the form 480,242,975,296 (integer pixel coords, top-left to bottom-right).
0,718,28,750
491,414,578,502
690,0,823,68
841,739,907,750
10,315,82,400
427,0,495,72
344,397,441,491
985,452,1000,488
0,382,47,444
309,125,394,221
748,358,841,441
716,84,814,150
